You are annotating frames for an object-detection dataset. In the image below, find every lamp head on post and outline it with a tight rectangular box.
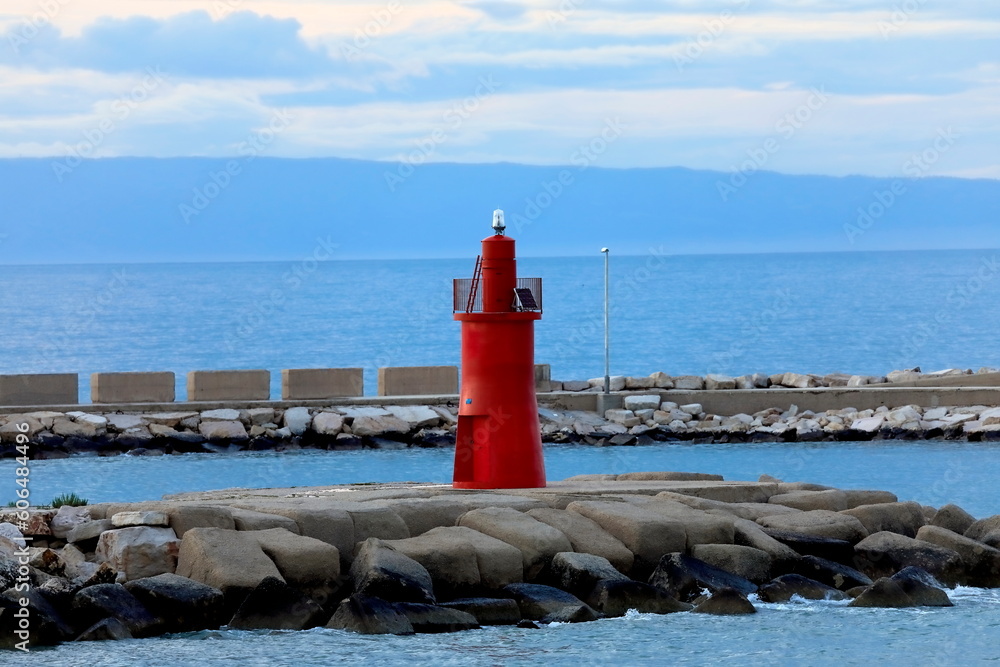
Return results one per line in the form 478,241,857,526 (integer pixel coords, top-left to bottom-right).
492,208,506,236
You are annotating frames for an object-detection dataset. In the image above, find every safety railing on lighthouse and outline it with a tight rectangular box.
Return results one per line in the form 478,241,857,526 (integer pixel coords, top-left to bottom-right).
453,276,543,314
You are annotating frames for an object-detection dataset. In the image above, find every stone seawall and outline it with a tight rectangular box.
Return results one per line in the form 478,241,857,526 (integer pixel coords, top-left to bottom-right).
3,396,1000,459
3,473,1000,648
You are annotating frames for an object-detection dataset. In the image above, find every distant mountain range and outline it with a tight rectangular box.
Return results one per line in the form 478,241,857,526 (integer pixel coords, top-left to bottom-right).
2,156,998,263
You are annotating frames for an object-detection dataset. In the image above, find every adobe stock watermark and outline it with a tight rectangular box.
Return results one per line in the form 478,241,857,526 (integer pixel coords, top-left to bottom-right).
674,0,750,72
340,1,402,61
6,0,72,55
211,0,244,19
877,0,927,39
384,76,501,192
222,236,339,351
509,117,626,233
51,66,167,182
547,0,585,28
716,86,829,201
843,126,958,244
11,421,33,652
179,108,294,224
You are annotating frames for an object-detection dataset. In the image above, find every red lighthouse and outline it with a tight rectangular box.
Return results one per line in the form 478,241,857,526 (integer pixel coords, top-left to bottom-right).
452,209,546,489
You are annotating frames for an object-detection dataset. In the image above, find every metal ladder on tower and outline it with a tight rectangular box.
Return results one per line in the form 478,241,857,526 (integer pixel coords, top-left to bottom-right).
466,255,483,312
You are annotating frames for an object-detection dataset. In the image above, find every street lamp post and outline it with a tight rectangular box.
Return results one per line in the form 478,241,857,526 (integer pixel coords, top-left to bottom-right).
601,247,610,394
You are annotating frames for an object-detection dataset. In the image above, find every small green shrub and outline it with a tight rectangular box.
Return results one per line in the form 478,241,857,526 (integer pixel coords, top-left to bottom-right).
50,492,88,508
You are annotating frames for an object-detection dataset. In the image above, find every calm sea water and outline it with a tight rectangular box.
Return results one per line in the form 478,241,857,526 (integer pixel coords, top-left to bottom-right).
1,250,999,400
5,250,1000,663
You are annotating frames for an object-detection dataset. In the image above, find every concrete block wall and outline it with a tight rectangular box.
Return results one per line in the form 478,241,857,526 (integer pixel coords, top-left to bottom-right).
377,366,459,396
187,370,271,402
91,372,175,403
282,368,363,400
0,374,78,406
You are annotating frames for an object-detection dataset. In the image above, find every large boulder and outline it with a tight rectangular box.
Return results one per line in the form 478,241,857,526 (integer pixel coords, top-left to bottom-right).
95,526,180,581
930,504,977,535
394,602,480,633
965,515,1000,542
731,518,801,562
768,490,849,512
124,573,226,633
247,527,342,602
841,502,926,538
546,552,629,599
586,579,692,617
458,507,572,580
890,567,953,607
233,506,354,569
566,500,686,575
373,498,467,537
502,583,600,623
916,525,1000,587
175,527,283,613
757,574,849,602
526,508,634,574
228,576,325,630
690,544,772,584
691,588,756,615
49,506,93,539
384,526,522,598
789,555,873,591
72,583,160,637
327,595,414,635
346,505,410,544
854,531,965,586
351,538,435,604
165,505,235,537
228,508,301,533
757,510,869,543
648,553,757,601
440,598,521,625
762,529,855,565
848,577,916,608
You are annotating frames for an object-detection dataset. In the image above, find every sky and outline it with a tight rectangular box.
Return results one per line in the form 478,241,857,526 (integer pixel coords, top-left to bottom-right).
1,0,998,179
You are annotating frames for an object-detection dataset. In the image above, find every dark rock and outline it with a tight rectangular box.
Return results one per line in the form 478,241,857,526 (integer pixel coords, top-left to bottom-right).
762,529,856,565
890,567,953,607
351,538,435,604
757,574,849,602
848,577,915,608
79,562,118,589
545,551,629,599
165,432,209,454
789,555,873,591
517,619,542,629
440,598,521,626
692,587,757,615
248,437,279,451
845,586,867,598
964,514,1000,542
326,595,414,635
330,434,364,450
648,553,757,602
586,579,693,617
75,617,133,642
229,577,324,631
854,531,965,586
73,583,159,637
124,573,225,633
395,602,480,633
0,588,74,646
608,434,637,446
502,583,600,623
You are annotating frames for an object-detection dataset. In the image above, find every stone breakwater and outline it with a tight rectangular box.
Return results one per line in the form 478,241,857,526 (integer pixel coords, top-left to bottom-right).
4,396,1000,460
553,366,1000,392
2,473,999,648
